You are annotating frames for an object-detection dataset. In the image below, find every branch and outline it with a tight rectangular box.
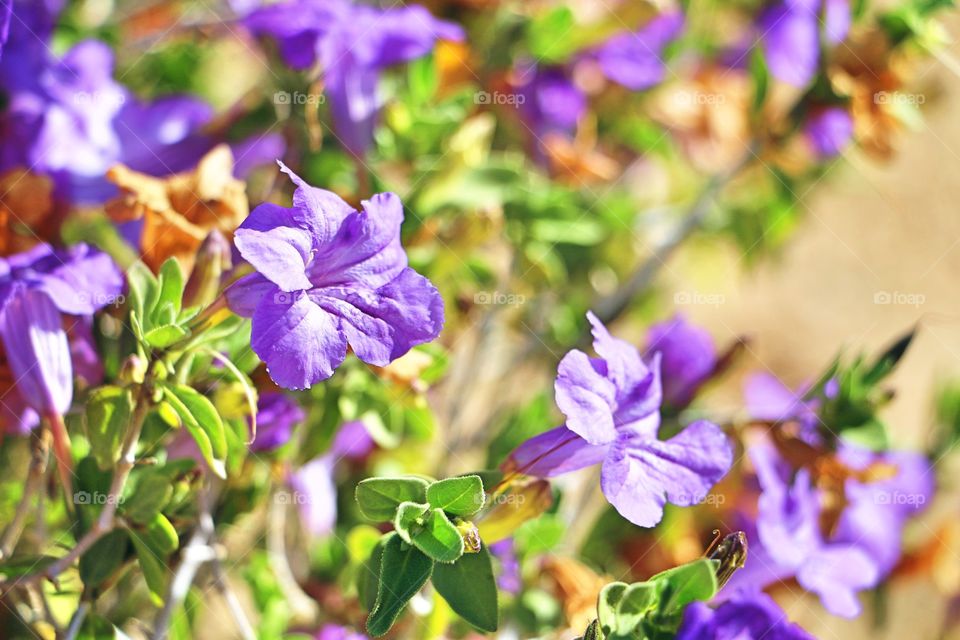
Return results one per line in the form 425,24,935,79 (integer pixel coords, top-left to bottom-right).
594,148,755,325
0,429,51,560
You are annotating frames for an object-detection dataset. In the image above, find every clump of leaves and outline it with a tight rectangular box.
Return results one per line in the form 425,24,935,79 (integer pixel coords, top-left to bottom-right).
355,475,498,635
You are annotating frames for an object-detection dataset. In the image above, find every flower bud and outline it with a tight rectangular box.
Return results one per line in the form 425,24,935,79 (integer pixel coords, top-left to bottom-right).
183,229,232,308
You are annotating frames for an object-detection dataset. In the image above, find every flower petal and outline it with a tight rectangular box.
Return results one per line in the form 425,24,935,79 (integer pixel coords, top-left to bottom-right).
279,161,355,244
225,272,277,317
555,348,617,445
251,289,346,390
234,202,314,291
0,287,72,415
503,425,608,477
600,419,732,527
796,545,879,618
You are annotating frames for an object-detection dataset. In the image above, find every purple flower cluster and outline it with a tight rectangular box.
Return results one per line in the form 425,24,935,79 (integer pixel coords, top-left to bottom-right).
244,0,463,158
226,162,444,390
0,243,123,432
506,312,731,527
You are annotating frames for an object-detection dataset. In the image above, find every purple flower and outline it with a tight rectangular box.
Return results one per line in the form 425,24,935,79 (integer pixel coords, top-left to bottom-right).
744,373,824,445
250,392,305,452
505,312,732,527
315,624,367,640
225,162,444,390
0,243,122,426
726,442,879,618
586,11,684,91
832,444,934,575
645,315,717,408
677,589,813,640
244,0,463,158
489,539,521,594
805,106,854,157
289,420,375,536
759,0,851,87
515,64,586,137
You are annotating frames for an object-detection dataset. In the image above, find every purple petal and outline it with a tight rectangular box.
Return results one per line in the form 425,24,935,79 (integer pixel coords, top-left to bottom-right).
324,60,381,159
554,348,618,445
760,1,820,86
590,11,684,90
0,287,72,415
234,202,314,291
251,392,305,452
645,314,717,407
279,162,356,246
16,244,125,315
308,192,406,289
600,419,732,527
796,545,879,618
250,289,346,390
331,420,375,459
504,425,608,477
289,455,338,536
312,268,444,365
225,272,277,317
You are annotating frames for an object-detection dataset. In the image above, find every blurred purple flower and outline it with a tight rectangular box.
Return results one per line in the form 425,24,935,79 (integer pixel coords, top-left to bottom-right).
678,589,813,639
726,442,879,617
505,312,732,527
289,420,375,536
744,373,825,445
645,315,717,408
805,106,854,157
315,624,367,640
833,443,934,575
244,0,463,158
489,539,521,594
515,64,586,137
250,392,305,452
759,0,851,87
225,162,444,390
587,11,684,90
0,243,122,426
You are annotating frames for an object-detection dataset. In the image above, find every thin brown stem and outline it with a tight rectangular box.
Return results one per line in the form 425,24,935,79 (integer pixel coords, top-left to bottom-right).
0,429,51,560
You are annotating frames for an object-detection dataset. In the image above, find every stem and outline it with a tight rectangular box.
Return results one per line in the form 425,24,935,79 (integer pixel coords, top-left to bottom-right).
64,601,90,640
594,149,754,325
47,412,74,502
2,380,153,588
0,429,51,560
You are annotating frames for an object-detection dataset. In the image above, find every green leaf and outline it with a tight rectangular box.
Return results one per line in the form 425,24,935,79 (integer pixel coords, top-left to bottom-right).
612,583,659,636
76,613,134,639
153,258,184,323
528,6,576,62
598,582,629,635
123,472,173,524
130,531,168,606
650,558,718,615
409,508,464,563
142,513,179,555
126,261,158,327
432,545,499,632
144,324,189,349
358,535,388,612
162,383,227,478
426,475,485,516
355,477,430,522
367,533,434,636
79,530,130,589
85,386,133,470
394,501,430,543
